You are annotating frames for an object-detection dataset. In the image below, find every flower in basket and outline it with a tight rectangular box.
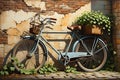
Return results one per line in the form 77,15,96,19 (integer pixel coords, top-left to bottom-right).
75,11,111,35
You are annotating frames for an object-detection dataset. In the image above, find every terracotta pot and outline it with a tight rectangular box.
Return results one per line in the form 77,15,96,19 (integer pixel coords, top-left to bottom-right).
82,25,102,35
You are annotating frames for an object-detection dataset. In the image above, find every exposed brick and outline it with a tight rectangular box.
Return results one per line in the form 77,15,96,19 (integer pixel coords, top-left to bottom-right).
1,0,119,71
0,0,90,14
0,35,8,44
0,0,120,73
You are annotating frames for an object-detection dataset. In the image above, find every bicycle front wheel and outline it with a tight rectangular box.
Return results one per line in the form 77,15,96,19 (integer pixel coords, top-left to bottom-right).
12,39,47,71
73,36,107,72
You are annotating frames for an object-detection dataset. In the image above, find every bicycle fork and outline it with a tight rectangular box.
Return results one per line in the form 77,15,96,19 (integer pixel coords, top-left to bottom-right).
28,39,39,57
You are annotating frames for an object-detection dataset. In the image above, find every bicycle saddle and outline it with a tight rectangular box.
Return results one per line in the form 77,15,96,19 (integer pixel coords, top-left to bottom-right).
67,25,81,31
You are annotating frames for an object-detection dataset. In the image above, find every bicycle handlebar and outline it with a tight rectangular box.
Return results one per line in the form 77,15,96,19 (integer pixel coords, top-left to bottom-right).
42,18,57,26
49,18,57,20
30,12,57,28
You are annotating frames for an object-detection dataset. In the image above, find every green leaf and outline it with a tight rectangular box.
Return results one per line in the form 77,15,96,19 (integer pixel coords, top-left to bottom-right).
20,64,24,68
3,65,8,70
38,64,57,74
39,70,44,74
0,71,4,75
10,67,15,71
66,70,70,73
4,71,9,75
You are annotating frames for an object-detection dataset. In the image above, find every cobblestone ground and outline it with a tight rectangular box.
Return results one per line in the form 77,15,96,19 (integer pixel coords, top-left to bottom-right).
1,71,120,80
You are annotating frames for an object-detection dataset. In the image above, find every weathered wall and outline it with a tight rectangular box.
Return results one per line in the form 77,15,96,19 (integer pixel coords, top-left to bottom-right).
0,0,91,66
0,0,112,69
112,0,120,71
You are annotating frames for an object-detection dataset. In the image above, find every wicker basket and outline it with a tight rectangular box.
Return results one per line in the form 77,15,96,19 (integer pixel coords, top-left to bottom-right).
29,25,40,34
82,25,102,35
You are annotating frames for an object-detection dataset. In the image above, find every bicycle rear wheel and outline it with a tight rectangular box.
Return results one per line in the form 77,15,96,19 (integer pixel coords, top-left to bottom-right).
73,36,107,72
12,39,47,71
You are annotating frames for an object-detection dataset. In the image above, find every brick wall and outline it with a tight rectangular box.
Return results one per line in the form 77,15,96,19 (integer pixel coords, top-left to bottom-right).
112,0,120,71
0,0,90,14
0,0,116,70
0,30,7,44
1,0,119,71
44,0,90,14
0,0,40,13
0,0,90,45
0,0,91,69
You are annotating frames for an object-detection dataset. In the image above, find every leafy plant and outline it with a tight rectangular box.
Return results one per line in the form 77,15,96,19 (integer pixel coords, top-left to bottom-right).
76,11,111,35
20,69,37,75
0,62,15,76
38,64,57,74
65,66,78,74
11,57,37,75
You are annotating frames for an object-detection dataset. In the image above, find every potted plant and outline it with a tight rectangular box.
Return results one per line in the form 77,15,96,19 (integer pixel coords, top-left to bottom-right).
75,11,111,35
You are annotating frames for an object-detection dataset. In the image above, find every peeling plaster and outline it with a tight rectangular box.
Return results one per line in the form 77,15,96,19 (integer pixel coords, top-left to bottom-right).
14,10,36,24
0,10,36,30
0,2,91,63
0,2,91,30
14,10,29,23
59,3,72,10
7,28,20,36
24,0,46,10
0,10,16,29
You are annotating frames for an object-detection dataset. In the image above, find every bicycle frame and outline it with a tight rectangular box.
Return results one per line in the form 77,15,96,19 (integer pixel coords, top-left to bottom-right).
13,13,108,71
22,19,91,64
26,15,86,59
39,31,75,56
22,17,105,65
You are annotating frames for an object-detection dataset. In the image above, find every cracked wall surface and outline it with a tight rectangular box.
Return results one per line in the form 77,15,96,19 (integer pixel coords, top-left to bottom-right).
0,0,111,66
0,4,91,65
24,0,46,10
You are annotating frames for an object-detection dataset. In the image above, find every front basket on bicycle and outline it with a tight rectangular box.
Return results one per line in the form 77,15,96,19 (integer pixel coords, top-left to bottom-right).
29,26,40,34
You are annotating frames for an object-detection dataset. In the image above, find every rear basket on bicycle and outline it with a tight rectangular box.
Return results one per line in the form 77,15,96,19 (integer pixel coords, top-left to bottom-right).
29,25,40,34
82,25,102,35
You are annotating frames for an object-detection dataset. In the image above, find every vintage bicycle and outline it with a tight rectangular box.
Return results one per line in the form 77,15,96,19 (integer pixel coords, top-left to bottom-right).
12,12,108,72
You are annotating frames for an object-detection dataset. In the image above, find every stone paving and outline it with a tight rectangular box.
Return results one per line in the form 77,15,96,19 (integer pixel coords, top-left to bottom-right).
1,71,120,80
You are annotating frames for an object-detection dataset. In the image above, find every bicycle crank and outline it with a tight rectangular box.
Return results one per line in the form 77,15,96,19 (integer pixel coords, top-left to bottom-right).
58,55,70,66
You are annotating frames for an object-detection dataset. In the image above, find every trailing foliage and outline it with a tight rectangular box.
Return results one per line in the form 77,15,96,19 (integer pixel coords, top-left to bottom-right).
0,62,15,76
20,69,37,75
75,11,115,71
38,64,57,74
12,57,37,75
65,66,78,74
0,56,116,76
103,43,115,71
76,11,111,35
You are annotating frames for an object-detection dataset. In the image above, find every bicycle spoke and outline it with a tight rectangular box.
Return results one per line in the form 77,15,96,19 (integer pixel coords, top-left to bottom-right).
78,58,89,67
76,43,80,51
91,37,98,53
13,39,46,71
80,39,90,53
74,36,107,71
94,45,106,54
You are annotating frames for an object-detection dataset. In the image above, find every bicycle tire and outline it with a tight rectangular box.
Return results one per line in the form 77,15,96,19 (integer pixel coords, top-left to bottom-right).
12,39,47,71
73,36,107,72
